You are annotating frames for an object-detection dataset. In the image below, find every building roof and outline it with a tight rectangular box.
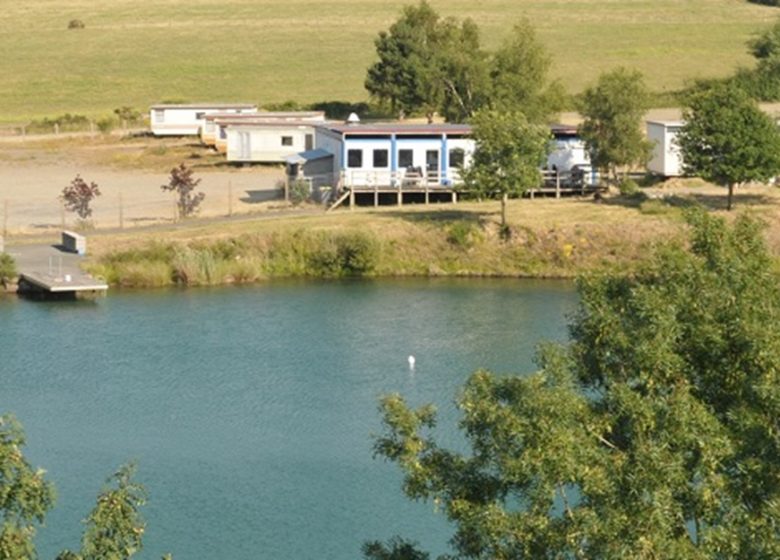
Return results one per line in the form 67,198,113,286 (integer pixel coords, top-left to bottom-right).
209,111,325,123
647,120,685,127
549,124,579,135
149,103,257,110
322,123,472,135
224,119,330,130
286,149,334,165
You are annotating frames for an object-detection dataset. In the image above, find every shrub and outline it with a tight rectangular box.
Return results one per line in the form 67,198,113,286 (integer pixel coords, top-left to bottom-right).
446,221,479,249
96,116,116,133
113,106,142,124
306,232,379,277
67,19,85,29
0,253,17,283
618,178,640,195
289,179,311,205
29,113,90,133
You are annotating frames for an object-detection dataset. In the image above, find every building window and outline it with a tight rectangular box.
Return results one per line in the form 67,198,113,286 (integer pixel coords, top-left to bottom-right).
305,134,314,151
195,112,206,120
347,149,363,168
373,149,389,168
154,109,164,123
449,148,465,169
219,127,227,140
398,149,413,169
281,136,293,146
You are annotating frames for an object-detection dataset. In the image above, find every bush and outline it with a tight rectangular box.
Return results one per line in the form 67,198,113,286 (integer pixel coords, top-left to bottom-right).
96,116,117,134
289,179,311,205
306,232,379,277
0,253,17,283
28,113,90,133
67,19,85,29
618,178,640,195
446,221,479,249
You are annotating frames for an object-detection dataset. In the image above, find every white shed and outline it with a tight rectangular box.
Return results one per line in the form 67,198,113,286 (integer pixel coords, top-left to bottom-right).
149,103,257,136
647,120,684,177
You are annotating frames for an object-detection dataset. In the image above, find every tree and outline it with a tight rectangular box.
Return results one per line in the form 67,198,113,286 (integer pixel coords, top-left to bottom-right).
364,1,444,121
61,175,101,221
431,18,491,123
489,20,566,123
578,67,652,186
372,210,780,558
79,463,146,560
677,84,780,210
460,109,550,231
0,415,55,560
160,163,205,219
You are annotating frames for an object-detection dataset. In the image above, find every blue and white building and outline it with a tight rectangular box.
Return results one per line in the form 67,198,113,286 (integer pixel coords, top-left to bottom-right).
314,123,475,188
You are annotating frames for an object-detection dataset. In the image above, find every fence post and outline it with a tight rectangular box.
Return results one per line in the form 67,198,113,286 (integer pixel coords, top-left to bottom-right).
54,123,60,135
2,199,7,238
556,172,561,199
118,192,124,229
228,180,233,216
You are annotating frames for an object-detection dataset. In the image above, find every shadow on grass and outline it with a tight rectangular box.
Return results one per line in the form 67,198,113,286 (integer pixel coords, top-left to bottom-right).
241,190,281,204
601,190,779,212
376,208,494,226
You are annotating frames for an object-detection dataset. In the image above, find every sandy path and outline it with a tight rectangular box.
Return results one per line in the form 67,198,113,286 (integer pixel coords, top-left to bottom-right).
0,162,284,234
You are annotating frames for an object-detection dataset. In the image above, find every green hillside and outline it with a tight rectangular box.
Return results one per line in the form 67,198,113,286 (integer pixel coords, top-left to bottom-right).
0,0,777,123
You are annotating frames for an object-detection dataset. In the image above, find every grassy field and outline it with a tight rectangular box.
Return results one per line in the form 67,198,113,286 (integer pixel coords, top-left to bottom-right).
0,0,777,124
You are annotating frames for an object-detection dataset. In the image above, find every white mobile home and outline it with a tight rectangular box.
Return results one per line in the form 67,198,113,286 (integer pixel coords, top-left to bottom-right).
548,125,590,172
314,123,475,188
206,111,326,151
216,112,326,156
149,103,257,136
647,120,684,177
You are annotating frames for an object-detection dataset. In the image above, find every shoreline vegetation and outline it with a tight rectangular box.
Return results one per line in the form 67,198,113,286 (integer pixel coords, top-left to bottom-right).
71,189,778,289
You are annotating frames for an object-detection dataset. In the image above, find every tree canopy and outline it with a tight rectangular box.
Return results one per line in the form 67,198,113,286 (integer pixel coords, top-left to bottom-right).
372,209,780,558
490,21,565,123
677,83,780,210
577,67,652,185
365,2,560,123
0,414,168,560
460,109,550,229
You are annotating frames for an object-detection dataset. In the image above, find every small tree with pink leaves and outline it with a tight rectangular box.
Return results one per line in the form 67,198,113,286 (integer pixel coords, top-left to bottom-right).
161,163,205,219
61,175,101,222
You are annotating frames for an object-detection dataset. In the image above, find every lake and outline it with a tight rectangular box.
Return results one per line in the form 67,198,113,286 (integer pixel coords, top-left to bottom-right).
0,279,577,559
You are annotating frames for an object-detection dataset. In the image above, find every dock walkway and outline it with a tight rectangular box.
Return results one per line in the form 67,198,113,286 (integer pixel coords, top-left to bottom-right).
6,243,107,296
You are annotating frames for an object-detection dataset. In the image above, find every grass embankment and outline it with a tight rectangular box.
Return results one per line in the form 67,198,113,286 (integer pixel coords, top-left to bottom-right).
0,1,775,123
85,196,695,287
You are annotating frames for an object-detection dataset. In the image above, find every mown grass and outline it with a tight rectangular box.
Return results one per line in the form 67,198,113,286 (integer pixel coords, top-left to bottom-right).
0,0,777,123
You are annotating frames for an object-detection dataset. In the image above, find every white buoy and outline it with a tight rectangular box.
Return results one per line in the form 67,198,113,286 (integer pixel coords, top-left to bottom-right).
408,355,416,369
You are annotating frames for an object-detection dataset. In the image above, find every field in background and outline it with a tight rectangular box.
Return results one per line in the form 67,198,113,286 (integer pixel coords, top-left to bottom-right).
0,0,777,124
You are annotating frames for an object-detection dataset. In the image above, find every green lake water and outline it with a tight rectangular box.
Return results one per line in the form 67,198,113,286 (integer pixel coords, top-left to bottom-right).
0,279,577,559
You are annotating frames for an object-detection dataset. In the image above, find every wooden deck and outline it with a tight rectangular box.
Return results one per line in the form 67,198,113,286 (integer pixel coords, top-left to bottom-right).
7,242,107,298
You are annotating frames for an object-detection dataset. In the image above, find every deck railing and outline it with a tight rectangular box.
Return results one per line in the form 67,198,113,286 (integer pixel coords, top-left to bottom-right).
340,169,461,189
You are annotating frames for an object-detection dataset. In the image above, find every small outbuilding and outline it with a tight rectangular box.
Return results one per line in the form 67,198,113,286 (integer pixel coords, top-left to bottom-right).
647,120,684,177
149,103,258,136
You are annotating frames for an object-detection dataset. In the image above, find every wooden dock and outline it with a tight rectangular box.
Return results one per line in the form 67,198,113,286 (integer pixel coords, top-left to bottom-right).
7,243,107,298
